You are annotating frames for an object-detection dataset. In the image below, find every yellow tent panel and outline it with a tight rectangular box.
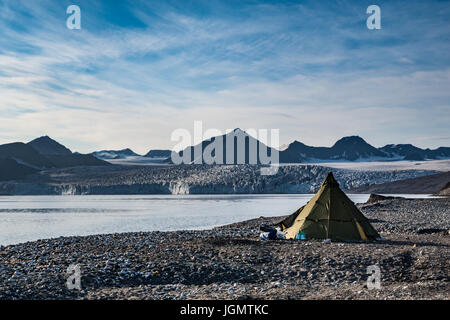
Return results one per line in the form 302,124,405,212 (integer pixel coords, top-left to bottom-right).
278,172,380,241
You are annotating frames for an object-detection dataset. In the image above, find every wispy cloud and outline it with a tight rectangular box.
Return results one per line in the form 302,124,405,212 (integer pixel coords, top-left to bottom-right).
0,0,449,153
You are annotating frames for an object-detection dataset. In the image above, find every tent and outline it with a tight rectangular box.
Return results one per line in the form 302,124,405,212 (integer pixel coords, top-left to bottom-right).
277,172,380,241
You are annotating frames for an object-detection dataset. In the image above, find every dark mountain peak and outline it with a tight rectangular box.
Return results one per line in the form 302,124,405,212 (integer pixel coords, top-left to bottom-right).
28,136,72,156
116,148,137,156
381,143,418,149
178,128,275,164
281,137,382,163
329,136,384,160
290,140,308,147
30,135,55,144
224,128,247,136
283,140,312,153
378,144,425,159
36,135,51,140
332,136,368,148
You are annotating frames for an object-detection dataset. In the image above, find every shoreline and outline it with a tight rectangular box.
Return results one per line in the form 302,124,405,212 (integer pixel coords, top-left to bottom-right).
0,197,448,300
0,194,445,248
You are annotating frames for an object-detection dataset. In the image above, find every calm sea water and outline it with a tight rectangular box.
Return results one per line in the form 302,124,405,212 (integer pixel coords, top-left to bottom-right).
0,194,437,246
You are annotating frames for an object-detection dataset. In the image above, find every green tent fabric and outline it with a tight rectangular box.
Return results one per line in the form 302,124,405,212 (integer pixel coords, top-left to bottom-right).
278,172,380,241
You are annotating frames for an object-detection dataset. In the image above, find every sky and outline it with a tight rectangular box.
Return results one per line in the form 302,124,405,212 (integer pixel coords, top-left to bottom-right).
0,0,449,154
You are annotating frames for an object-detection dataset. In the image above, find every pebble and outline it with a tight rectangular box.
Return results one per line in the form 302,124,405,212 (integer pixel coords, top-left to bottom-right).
0,198,448,300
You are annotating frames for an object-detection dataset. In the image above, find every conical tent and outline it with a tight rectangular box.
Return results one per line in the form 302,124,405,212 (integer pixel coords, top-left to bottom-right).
278,172,380,241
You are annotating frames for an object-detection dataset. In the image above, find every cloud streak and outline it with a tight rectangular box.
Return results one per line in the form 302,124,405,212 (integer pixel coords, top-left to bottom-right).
0,0,449,153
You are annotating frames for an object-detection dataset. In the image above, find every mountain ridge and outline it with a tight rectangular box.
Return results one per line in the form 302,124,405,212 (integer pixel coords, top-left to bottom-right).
280,136,450,163
0,137,109,181
28,136,72,156
88,130,449,164
3,133,450,169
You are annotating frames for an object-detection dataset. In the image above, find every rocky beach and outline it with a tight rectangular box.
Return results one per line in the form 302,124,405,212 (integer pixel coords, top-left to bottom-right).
0,196,449,300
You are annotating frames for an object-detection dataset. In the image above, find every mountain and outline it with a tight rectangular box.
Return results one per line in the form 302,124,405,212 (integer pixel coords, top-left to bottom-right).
28,136,72,155
0,138,110,177
331,136,386,160
279,141,325,163
0,158,39,181
379,144,423,158
0,142,55,169
144,149,174,159
280,136,450,163
280,136,386,163
1,134,448,176
92,148,140,160
177,128,278,165
174,132,450,164
379,144,450,160
27,136,110,168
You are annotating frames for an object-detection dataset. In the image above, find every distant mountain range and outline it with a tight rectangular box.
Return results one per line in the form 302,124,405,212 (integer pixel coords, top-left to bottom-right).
92,148,140,160
91,148,175,160
1,132,449,182
280,136,450,163
0,136,109,181
177,131,450,164
280,136,386,162
378,144,450,161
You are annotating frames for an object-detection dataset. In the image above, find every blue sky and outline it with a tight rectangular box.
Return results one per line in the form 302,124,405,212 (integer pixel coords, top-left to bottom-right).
0,0,449,153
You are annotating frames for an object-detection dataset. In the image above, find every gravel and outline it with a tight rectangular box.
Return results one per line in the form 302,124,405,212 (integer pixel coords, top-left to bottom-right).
0,197,448,300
